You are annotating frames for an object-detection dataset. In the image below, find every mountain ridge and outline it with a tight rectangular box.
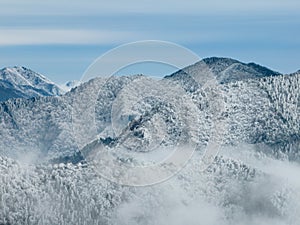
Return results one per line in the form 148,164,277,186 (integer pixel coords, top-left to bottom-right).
0,58,299,163
0,57,293,103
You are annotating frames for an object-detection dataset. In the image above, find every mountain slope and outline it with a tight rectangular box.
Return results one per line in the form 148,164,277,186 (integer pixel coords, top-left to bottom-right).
0,66,64,102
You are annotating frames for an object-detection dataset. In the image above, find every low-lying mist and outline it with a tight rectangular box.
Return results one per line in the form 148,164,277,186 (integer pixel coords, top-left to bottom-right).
112,143,300,225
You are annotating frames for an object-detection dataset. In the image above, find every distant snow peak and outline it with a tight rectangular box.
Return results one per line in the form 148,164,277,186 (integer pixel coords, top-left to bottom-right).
0,66,64,102
60,80,80,92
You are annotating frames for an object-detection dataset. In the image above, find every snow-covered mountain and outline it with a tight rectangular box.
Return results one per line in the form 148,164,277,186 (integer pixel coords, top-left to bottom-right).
166,57,281,84
0,57,299,224
0,58,298,162
0,66,64,102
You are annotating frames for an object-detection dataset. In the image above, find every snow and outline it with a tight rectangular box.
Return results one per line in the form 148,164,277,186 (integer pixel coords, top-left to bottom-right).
0,66,65,102
0,57,299,224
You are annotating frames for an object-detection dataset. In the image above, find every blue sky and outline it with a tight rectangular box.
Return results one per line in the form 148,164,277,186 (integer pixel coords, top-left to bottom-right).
0,0,300,84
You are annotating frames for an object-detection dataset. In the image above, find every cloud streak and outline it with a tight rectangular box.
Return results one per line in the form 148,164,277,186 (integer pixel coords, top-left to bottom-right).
0,29,135,45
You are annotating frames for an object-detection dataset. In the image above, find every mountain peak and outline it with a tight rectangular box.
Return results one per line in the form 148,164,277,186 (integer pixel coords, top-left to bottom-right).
202,57,241,66
1,66,51,83
167,57,281,85
0,66,64,102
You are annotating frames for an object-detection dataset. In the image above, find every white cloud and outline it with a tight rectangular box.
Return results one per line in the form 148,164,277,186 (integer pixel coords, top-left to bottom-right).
0,29,136,45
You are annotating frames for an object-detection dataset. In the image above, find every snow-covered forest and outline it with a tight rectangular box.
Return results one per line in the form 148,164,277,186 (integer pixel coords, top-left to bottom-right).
0,58,299,224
